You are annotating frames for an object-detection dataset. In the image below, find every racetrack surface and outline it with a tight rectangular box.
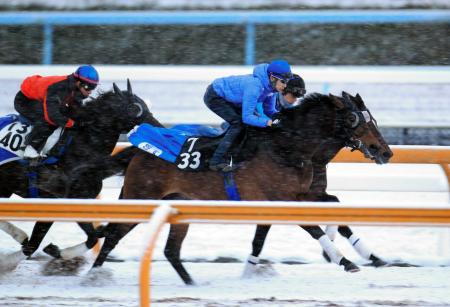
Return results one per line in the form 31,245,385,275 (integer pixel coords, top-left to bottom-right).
1,164,449,307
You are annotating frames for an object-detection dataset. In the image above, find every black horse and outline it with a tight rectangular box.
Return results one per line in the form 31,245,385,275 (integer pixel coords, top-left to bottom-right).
88,92,392,285
0,80,162,270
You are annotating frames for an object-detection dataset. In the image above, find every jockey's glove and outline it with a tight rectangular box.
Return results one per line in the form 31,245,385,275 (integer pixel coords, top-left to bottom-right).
270,118,283,129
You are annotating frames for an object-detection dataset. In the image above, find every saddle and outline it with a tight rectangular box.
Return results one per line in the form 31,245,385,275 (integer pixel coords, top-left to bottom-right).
128,123,252,172
0,114,69,166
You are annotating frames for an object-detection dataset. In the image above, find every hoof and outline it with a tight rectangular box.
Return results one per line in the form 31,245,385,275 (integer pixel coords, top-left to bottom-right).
345,262,360,272
340,258,360,273
43,243,62,259
371,258,388,268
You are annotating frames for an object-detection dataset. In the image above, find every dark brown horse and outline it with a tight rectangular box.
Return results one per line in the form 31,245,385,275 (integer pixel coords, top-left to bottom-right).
0,81,162,271
244,92,392,278
92,91,392,285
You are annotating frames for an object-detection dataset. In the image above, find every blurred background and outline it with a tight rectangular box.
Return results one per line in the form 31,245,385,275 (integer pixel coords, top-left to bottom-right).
0,0,449,144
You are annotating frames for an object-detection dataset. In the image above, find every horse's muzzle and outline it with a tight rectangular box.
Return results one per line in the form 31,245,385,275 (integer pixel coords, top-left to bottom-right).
363,144,393,164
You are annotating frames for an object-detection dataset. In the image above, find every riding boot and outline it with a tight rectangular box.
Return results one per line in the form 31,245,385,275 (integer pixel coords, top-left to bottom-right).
209,123,242,172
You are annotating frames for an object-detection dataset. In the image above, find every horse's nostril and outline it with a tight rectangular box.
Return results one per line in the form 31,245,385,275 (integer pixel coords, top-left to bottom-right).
383,151,392,158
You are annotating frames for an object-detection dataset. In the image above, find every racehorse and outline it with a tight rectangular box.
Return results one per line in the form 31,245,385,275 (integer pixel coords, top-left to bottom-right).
89,91,393,285
0,80,162,270
243,92,392,277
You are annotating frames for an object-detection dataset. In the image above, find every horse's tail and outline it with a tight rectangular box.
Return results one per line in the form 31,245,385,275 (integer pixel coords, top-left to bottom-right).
108,146,141,177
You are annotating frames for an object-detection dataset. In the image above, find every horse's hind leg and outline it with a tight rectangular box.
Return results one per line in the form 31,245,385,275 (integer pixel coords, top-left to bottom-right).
164,223,193,285
21,222,53,257
337,225,387,267
242,225,271,278
161,193,195,285
92,223,137,268
43,222,100,259
301,225,360,272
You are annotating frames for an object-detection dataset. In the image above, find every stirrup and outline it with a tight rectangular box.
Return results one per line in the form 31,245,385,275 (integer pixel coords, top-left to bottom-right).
209,159,238,172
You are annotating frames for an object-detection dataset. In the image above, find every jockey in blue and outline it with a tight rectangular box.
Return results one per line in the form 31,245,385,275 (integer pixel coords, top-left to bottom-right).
204,59,293,171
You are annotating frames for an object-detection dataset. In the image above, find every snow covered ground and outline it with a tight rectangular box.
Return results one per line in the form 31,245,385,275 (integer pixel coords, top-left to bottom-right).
0,163,449,306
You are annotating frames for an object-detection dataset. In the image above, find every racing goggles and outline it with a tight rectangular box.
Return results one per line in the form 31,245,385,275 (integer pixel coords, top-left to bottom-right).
271,73,293,84
79,81,97,91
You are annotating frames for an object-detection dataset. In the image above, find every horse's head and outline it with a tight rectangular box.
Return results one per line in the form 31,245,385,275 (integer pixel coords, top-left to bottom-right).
111,79,162,131
82,79,162,134
329,91,393,164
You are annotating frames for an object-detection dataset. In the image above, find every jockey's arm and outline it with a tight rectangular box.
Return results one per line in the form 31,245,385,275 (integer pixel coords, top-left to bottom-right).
45,83,74,128
241,86,271,128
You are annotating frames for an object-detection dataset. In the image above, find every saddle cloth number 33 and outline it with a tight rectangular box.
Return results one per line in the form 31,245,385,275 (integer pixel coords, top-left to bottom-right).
177,137,201,170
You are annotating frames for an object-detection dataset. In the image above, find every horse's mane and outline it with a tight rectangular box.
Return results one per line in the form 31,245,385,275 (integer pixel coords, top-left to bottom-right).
83,90,118,111
279,92,331,119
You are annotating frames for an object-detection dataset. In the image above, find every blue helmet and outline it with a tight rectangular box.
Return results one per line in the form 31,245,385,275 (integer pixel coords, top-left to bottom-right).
74,65,99,87
267,59,292,80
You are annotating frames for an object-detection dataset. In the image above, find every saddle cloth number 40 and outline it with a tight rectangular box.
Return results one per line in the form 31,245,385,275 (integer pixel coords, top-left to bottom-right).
0,122,31,153
177,137,201,169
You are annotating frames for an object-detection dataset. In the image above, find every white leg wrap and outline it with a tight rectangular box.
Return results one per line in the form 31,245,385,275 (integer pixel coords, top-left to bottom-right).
348,234,372,260
0,222,28,244
60,242,89,259
241,255,259,279
325,225,338,241
246,254,260,265
319,235,343,265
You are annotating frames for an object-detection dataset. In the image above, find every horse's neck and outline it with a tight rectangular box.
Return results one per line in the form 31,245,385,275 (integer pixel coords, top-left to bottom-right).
312,107,348,164
266,103,337,166
60,127,121,168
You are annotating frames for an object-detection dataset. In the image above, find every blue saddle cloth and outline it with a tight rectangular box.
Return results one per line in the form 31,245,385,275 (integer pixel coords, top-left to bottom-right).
128,123,223,164
0,114,68,167
0,114,27,165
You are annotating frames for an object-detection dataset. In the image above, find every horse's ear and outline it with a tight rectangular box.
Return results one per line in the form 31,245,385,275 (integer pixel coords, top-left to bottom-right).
355,93,365,107
342,91,352,100
328,93,345,109
127,79,133,96
113,83,124,98
341,91,354,109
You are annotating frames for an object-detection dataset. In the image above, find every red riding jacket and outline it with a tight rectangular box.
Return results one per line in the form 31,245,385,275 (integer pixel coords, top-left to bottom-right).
20,74,83,128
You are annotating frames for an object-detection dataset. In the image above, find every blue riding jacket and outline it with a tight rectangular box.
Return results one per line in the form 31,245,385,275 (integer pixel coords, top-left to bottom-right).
212,63,278,128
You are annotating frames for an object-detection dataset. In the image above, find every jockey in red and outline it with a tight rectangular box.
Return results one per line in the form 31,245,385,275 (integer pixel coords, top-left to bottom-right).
14,65,99,159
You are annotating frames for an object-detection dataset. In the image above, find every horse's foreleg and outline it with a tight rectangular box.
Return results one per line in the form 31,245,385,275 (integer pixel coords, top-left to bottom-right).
337,225,387,267
22,222,53,257
250,225,271,258
242,225,271,278
92,223,137,268
164,223,194,285
300,225,360,272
